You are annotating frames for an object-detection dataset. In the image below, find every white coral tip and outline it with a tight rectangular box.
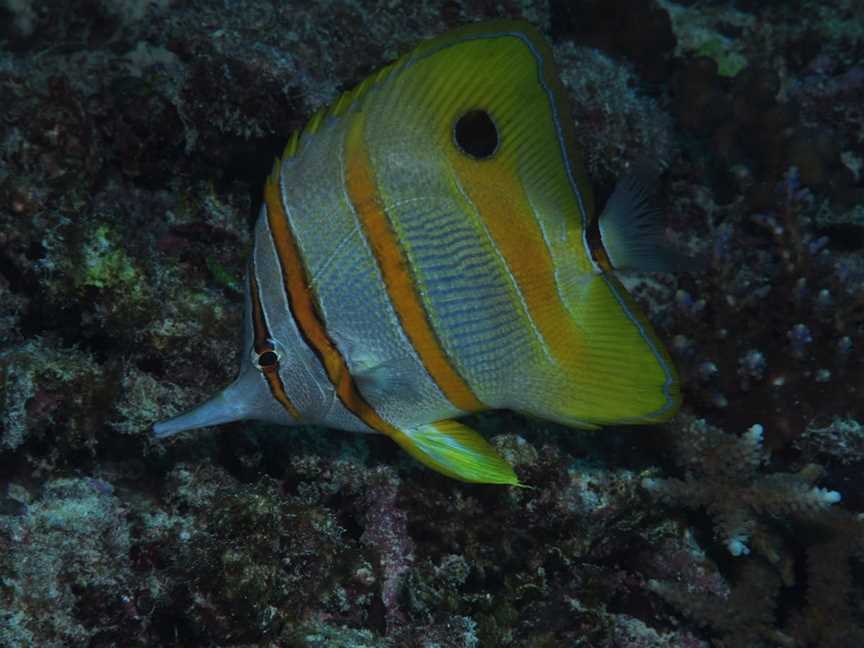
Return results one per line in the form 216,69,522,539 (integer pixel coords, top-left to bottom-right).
818,489,842,505
745,424,764,444
641,478,658,490
727,537,751,556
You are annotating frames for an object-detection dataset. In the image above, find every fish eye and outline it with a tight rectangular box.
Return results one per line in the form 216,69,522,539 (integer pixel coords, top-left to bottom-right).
255,349,279,370
453,109,498,160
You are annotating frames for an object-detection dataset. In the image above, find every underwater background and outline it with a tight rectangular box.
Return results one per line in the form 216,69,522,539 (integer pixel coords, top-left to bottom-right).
1,0,862,646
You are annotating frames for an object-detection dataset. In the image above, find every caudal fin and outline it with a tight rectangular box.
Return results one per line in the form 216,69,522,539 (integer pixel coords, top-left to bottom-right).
598,163,697,272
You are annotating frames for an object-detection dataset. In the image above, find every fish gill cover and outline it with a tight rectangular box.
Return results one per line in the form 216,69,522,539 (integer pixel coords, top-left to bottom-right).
0,0,863,646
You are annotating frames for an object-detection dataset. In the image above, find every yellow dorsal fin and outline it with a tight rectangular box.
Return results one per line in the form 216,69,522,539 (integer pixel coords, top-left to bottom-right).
280,59,400,161
277,19,580,171
283,130,301,158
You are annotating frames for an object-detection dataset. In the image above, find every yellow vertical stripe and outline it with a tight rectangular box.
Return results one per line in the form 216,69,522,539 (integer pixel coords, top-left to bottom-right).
248,261,302,420
263,161,402,436
343,116,486,414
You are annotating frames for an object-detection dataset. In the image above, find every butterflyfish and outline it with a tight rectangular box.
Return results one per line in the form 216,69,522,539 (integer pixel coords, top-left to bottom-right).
153,20,684,485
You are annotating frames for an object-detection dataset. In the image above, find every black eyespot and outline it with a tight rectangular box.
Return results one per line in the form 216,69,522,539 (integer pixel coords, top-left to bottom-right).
256,350,279,369
453,109,498,160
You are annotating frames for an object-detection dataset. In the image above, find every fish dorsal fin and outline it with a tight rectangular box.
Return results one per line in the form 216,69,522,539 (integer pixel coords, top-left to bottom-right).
281,20,595,239
282,61,400,159
359,20,594,233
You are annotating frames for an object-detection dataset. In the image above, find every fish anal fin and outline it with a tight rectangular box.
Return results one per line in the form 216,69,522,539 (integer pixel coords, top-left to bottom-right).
391,420,521,486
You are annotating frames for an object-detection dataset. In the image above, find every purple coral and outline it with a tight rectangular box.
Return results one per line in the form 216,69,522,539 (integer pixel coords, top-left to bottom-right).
359,469,414,632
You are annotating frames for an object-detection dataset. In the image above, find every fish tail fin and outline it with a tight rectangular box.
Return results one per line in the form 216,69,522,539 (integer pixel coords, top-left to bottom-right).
597,162,697,272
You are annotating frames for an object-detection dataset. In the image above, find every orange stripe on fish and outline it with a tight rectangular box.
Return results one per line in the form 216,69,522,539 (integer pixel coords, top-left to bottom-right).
247,260,302,420
448,152,587,371
343,115,486,414
263,159,403,435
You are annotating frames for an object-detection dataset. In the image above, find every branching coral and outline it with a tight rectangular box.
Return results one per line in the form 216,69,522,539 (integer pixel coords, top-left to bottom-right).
648,511,864,648
797,416,864,465
644,413,864,646
649,560,785,648
787,512,864,647
643,414,841,557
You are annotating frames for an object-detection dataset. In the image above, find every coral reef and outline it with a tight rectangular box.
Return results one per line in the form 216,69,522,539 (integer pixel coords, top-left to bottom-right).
0,478,134,646
798,416,864,465
643,414,842,557
1,0,862,646
644,414,864,646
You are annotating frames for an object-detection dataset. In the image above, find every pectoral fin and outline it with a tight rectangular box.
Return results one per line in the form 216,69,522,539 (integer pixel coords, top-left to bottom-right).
390,419,521,485
353,356,417,404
